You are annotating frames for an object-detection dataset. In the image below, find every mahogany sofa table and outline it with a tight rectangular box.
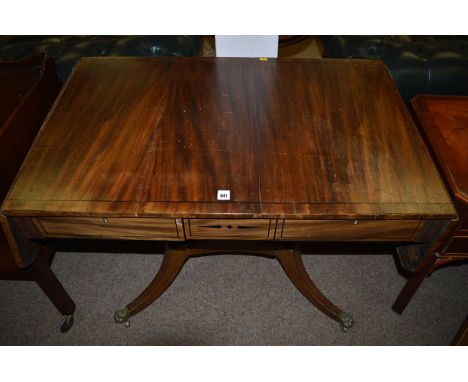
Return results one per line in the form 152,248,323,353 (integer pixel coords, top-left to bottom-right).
1,57,457,331
392,95,468,314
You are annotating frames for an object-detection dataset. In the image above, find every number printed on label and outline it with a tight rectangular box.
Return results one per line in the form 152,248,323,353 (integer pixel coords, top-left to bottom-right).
217,190,231,200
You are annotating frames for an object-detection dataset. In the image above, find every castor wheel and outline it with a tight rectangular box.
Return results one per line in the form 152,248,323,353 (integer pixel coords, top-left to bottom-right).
337,311,354,332
60,314,74,333
114,307,130,327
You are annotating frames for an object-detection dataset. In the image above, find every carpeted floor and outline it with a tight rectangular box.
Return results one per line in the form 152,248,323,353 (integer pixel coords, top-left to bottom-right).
0,249,466,345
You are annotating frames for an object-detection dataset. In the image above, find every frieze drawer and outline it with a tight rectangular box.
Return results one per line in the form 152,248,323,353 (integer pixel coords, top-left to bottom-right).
34,217,183,240
185,219,274,239
280,219,421,241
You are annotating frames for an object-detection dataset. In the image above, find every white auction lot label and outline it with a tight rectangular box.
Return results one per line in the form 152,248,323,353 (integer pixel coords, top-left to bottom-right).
217,190,231,200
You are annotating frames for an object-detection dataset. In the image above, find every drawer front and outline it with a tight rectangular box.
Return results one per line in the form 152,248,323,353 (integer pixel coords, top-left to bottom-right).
35,217,183,240
280,219,421,241
185,219,273,239
444,237,468,256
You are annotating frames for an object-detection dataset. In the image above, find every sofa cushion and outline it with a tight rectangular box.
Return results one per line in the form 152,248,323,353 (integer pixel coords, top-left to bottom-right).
320,36,468,103
0,35,203,82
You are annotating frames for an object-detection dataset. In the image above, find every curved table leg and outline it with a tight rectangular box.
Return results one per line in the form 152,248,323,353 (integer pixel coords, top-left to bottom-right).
114,243,353,331
114,245,189,325
275,249,354,331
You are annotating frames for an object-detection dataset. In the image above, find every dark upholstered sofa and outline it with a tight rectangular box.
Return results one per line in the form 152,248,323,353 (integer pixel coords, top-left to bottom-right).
319,36,468,103
0,35,203,82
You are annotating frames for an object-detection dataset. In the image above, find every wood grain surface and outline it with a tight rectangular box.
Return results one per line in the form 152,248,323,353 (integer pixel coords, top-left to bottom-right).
185,218,273,239
34,217,182,240
2,57,455,221
279,219,421,241
411,95,468,203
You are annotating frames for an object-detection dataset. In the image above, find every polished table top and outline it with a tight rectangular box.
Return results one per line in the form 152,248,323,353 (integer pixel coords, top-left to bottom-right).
2,57,455,220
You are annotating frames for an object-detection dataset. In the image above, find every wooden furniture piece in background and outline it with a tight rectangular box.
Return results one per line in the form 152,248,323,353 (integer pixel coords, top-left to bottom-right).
392,95,468,314
1,57,456,331
0,54,76,332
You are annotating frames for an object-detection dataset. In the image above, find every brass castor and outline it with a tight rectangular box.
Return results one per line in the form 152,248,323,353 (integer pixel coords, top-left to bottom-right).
114,307,130,327
338,311,354,332
60,314,74,333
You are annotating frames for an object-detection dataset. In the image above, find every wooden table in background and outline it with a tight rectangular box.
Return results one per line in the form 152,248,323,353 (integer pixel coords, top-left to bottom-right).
392,95,468,314
1,57,457,331
0,54,75,332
